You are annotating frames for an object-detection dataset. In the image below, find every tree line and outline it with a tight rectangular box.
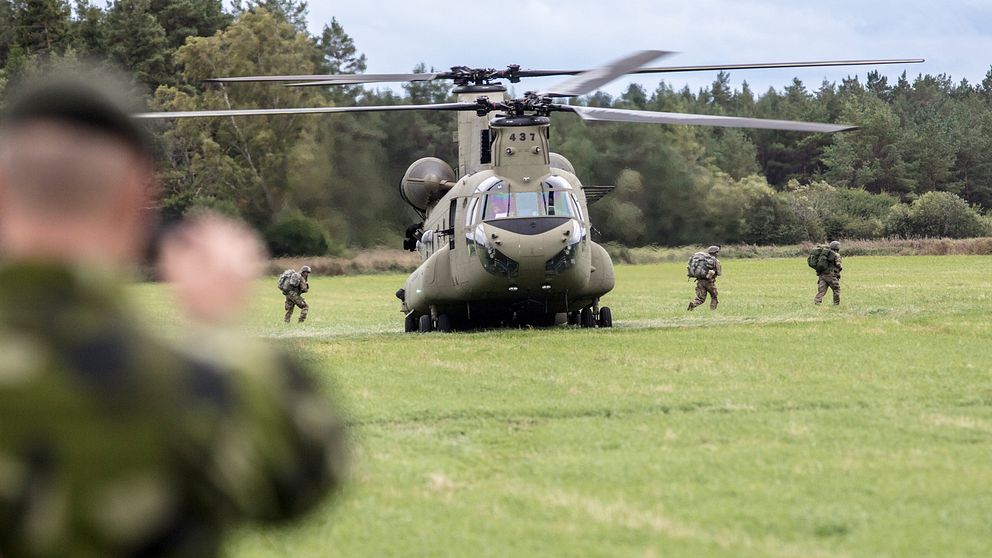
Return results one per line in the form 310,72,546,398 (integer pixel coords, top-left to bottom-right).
2,0,990,255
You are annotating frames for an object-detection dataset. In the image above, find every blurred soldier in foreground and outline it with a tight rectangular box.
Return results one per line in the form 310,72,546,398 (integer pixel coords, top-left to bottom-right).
0,76,348,558
686,245,722,311
812,240,843,305
277,265,311,323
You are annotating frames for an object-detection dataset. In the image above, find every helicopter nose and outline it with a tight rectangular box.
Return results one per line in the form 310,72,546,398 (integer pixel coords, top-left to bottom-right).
482,217,577,283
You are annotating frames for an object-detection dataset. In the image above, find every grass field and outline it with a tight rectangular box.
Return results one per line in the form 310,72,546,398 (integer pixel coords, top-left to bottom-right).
134,256,992,557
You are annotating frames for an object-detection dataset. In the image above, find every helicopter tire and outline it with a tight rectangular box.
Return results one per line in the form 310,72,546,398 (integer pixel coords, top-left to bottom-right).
580,307,595,328
418,314,433,333
404,313,417,333
567,311,580,325
598,306,613,328
436,314,452,332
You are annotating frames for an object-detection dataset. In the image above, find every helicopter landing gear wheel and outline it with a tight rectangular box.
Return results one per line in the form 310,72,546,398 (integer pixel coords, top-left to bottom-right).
598,306,613,328
580,307,595,328
404,313,417,333
436,314,452,333
567,311,580,325
418,314,433,333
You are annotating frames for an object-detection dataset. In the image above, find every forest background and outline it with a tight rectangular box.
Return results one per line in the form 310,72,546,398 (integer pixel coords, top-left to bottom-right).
2,0,991,256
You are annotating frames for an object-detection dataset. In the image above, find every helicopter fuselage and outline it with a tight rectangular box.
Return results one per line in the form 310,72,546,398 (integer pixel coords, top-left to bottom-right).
401,115,614,328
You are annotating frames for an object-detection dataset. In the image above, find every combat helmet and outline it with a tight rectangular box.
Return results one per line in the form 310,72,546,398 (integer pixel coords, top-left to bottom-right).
829,241,840,251
300,265,312,274
707,245,720,255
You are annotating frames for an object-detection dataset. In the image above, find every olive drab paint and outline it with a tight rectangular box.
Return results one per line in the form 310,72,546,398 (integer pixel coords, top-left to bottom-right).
399,114,615,330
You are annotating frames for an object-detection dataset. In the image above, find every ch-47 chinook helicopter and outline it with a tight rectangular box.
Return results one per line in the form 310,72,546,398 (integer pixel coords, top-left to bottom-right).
138,51,922,332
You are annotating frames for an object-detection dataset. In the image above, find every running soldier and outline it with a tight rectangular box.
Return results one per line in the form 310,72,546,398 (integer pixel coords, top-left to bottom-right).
279,265,311,323
814,240,843,305
687,245,722,311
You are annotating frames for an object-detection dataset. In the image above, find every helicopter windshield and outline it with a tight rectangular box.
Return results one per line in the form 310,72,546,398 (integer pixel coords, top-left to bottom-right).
478,179,579,221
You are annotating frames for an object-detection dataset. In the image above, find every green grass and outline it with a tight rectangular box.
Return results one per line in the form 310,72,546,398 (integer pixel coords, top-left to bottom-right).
133,256,992,557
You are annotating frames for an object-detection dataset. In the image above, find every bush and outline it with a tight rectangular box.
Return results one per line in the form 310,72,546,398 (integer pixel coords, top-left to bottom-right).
884,192,990,238
265,212,331,257
782,181,896,241
742,191,805,244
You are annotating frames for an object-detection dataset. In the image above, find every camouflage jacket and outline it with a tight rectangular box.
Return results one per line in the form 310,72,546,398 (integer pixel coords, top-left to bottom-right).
819,252,843,277
0,263,347,558
698,258,722,282
283,271,308,295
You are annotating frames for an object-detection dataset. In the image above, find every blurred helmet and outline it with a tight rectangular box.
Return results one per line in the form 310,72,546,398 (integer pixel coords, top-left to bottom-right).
829,241,840,250
300,265,312,274
707,245,720,255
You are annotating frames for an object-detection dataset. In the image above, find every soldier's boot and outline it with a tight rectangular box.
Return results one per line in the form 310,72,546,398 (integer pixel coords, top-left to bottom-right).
833,295,840,305
298,306,308,323
687,302,695,311
710,298,718,310
284,310,293,323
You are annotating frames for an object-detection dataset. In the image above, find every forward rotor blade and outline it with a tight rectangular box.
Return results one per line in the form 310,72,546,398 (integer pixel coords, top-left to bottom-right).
205,72,438,85
539,50,674,98
134,102,478,119
567,105,857,133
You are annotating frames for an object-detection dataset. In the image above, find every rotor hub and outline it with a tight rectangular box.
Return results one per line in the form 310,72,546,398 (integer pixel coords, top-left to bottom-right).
445,64,524,87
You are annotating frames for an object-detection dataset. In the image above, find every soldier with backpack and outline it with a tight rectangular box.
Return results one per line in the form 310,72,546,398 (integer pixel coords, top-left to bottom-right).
809,240,843,305
279,265,311,322
687,245,722,311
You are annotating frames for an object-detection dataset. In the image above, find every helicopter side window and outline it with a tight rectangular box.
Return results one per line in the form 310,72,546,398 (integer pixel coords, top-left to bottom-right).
545,190,574,217
543,176,578,218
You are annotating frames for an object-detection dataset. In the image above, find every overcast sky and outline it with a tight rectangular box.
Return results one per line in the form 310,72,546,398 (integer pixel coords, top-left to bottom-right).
300,0,991,98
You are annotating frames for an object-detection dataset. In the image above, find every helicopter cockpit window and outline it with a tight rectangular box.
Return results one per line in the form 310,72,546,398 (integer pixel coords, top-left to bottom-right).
543,176,581,220
484,192,513,219
544,190,574,217
472,177,582,222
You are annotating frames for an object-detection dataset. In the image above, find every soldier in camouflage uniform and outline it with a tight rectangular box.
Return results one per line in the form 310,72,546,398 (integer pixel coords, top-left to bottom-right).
0,75,348,558
814,240,843,305
283,266,311,323
688,245,723,311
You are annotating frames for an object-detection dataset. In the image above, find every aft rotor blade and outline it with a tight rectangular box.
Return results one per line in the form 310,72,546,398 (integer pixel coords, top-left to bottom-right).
566,105,857,133
629,58,925,76
539,50,674,98
518,58,923,79
134,102,478,119
206,72,439,84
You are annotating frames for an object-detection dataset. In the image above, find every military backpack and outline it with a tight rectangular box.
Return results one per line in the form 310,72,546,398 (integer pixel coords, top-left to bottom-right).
807,245,838,273
277,269,299,293
687,252,717,279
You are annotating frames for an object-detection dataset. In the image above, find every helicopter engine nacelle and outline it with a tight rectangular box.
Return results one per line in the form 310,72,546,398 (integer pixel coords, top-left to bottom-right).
400,157,456,211
549,152,576,175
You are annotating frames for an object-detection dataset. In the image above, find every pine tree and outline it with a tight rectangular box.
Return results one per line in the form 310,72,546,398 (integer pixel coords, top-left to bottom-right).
10,0,73,57
72,0,105,55
232,0,308,33
316,17,366,103
105,0,171,89
149,0,231,50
